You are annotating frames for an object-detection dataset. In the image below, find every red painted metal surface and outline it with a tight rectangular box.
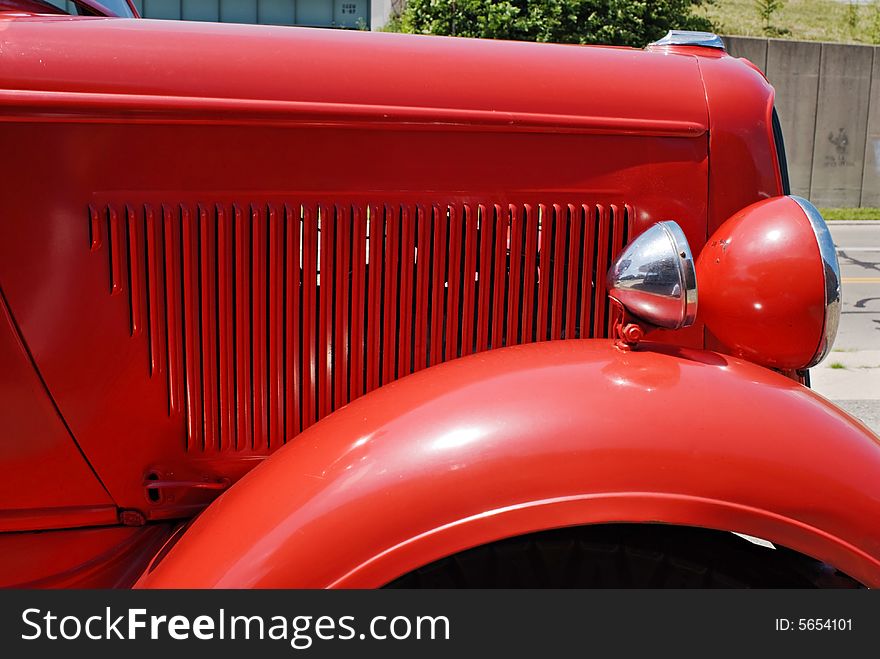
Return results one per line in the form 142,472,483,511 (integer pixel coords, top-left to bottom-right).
82,198,629,462
0,16,845,589
644,45,782,238
138,340,880,589
0,524,172,588
0,289,113,529
697,196,826,369
0,19,706,134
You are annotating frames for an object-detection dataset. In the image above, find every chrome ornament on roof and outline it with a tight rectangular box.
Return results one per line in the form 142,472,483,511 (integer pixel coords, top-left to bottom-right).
649,30,726,51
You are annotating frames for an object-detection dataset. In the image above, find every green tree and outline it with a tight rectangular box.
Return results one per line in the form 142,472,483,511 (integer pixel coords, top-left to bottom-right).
385,0,714,48
754,0,784,36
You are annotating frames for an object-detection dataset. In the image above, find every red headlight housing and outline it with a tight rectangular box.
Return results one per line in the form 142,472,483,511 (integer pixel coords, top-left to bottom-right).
696,195,841,370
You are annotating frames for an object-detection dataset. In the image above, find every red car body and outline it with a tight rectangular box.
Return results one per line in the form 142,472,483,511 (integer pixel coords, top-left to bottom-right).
0,15,876,587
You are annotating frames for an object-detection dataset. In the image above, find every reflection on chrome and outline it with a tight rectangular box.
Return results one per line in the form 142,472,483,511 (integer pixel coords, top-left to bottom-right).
607,221,697,329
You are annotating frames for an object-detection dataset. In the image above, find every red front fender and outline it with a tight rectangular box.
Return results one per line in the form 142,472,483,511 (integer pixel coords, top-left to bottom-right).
137,340,880,588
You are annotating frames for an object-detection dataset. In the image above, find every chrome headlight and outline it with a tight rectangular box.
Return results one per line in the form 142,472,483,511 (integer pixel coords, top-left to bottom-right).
607,220,697,330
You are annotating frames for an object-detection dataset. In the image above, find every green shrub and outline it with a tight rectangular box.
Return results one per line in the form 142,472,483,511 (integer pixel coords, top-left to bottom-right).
385,0,714,48
846,0,860,30
872,1,880,43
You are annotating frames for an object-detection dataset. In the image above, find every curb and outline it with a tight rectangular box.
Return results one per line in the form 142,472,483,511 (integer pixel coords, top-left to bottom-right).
825,220,880,226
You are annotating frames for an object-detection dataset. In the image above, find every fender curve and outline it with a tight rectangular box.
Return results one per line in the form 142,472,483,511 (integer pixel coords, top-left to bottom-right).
137,340,880,588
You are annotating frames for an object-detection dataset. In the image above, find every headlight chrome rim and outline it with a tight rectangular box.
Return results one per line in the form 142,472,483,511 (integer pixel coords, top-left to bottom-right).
657,220,698,329
790,196,842,367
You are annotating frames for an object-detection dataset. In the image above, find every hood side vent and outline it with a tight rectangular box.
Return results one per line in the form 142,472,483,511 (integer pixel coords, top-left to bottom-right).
89,199,631,453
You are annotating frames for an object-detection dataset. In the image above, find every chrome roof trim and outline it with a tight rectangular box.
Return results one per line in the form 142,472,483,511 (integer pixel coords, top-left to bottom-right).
649,30,726,51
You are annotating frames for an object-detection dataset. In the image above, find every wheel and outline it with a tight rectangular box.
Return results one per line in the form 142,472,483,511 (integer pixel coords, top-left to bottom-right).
384,524,862,588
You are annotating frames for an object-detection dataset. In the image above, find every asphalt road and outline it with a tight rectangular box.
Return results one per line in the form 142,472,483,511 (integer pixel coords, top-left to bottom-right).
810,221,880,434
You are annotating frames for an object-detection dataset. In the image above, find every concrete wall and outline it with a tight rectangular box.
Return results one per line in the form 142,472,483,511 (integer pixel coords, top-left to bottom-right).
727,36,878,208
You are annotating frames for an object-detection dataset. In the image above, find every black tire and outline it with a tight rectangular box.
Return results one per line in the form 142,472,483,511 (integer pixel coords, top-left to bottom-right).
384,524,862,588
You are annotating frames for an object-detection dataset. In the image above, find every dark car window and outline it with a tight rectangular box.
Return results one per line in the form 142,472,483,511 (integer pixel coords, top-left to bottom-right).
772,107,791,195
